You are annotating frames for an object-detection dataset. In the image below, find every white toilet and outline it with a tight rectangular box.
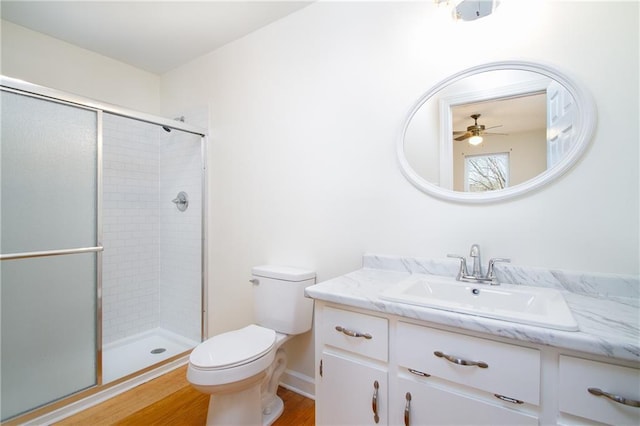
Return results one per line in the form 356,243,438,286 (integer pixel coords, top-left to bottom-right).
187,265,316,426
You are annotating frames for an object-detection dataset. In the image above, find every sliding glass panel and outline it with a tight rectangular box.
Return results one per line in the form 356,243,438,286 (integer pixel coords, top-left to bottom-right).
0,253,97,420
0,90,97,254
0,90,98,421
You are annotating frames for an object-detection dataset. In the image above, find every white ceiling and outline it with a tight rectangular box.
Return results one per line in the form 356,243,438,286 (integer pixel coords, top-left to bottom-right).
1,1,313,74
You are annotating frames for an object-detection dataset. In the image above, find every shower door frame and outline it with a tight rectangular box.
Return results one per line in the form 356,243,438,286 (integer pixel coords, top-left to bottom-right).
0,76,208,421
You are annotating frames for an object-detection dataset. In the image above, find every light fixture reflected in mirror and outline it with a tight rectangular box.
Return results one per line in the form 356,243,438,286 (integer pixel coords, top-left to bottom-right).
454,114,496,146
468,134,483,145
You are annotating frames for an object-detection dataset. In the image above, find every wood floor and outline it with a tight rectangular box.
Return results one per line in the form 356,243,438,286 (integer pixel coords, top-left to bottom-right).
55,365,314,425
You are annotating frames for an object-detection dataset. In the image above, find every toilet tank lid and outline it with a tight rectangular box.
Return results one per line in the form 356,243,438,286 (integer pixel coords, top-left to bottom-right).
252,265,315,281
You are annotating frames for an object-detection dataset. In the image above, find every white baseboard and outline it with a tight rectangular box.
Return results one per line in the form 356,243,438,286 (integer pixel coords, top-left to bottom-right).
279,369,315,400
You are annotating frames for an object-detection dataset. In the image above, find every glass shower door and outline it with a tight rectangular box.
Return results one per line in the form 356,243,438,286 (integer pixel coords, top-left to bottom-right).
0,90,99,420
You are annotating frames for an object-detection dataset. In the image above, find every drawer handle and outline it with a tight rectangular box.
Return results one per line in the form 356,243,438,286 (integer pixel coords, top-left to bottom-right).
494,394,524,404
335,325,372,340
588,387,640,408
408,368,430,377
434,351,488,368
372,380,380,423
404,392,412,426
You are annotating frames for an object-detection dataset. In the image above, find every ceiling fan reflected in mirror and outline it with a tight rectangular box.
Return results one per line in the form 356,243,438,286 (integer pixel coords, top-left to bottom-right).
453,114,506,145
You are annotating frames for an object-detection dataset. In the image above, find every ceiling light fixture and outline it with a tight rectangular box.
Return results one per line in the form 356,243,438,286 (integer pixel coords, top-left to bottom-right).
434,0,501,22
468,134,484,145
433,0,463,7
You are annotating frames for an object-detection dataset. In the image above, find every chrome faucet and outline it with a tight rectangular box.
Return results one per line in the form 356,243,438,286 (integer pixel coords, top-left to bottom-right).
447,244,510,285
469,244,482,278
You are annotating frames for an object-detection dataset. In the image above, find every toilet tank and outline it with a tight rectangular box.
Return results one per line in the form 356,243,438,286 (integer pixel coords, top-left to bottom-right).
252,265,316,335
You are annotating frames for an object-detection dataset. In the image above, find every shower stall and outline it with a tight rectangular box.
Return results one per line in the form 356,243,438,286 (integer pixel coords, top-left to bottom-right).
0,78,207,422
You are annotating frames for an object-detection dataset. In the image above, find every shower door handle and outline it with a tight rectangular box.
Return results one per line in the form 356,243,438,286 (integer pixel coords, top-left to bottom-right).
0,246,104,261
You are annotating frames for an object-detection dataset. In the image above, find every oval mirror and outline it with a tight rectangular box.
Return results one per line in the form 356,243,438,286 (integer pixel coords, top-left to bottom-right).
398,61,596,203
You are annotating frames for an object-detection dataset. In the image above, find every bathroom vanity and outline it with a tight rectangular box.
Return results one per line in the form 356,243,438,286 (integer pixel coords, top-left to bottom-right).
306,255,640,425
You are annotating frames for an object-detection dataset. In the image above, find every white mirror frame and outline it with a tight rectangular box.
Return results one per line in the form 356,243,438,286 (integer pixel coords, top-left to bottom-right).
397,60,597,203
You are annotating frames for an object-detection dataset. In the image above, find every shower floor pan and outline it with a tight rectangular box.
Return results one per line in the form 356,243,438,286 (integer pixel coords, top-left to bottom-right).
102,328,199,384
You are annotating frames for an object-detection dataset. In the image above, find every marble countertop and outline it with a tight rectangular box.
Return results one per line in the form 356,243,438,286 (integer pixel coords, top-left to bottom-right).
306,255,640,363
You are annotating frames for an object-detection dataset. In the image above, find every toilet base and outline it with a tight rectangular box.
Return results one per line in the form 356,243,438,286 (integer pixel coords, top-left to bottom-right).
206,384,261,425
262,396,284,426
205,390,284,426
204,372,265,425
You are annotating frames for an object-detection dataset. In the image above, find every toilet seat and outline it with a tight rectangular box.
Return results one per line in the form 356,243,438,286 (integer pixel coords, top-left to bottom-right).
190,325,276,370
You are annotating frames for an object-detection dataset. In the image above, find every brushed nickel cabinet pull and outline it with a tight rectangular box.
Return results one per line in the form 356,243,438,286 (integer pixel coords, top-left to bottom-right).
434,351,488,368
588,387,640,408
335,325,372,340
494,394,524,404
372,380,380,423
404,392,412,426
408,368,430,377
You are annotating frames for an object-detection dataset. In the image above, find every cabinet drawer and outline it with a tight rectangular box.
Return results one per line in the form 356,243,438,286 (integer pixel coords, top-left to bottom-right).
320,306,388,362
559,355,640,425
397,322,540,404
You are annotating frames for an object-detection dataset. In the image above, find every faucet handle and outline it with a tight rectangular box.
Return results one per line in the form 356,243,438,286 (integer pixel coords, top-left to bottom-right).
486,258,511,282
447,254,469,280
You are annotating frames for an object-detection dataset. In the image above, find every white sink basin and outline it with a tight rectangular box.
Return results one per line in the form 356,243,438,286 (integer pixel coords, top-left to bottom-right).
379,275,578,331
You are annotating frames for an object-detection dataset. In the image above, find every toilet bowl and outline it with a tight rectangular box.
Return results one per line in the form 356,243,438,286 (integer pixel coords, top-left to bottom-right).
187,265,315,426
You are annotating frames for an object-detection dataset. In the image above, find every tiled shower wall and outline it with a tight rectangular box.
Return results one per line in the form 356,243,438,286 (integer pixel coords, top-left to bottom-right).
159,124,202,343
102,113,202,345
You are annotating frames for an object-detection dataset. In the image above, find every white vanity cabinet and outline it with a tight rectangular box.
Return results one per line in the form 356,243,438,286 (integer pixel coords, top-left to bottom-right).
313,301,639,426
315,305,389,425
558,356,640,425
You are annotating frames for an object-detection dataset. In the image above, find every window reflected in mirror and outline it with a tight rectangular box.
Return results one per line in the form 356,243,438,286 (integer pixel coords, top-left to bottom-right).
463,152,509,192
452,92,546,192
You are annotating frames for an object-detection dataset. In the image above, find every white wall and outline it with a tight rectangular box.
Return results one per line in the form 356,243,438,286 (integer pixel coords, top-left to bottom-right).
1,20,161,114
160,1,639,388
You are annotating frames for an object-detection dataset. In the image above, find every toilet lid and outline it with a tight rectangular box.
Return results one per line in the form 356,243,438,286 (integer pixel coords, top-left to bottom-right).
190,324,276,369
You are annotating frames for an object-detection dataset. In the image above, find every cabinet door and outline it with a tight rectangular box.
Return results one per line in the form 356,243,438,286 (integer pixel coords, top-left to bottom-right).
395,377,538,426
317,351,388,425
